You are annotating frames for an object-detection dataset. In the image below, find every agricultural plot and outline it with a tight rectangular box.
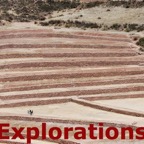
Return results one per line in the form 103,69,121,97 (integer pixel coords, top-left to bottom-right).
0,28,144,143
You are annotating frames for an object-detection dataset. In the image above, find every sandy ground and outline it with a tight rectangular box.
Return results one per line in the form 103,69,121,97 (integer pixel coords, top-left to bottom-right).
50,7,144,25
0,102,144,125
95,98,144,113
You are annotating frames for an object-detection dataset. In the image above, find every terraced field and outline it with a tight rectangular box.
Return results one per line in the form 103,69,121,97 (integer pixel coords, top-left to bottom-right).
0,28,144,143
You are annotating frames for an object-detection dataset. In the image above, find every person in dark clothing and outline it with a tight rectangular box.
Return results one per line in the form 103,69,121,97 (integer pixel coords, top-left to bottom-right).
28,110,33,116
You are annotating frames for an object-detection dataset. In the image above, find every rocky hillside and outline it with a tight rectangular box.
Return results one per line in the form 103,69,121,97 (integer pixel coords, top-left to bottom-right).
0,0,80,22
0,0,143,24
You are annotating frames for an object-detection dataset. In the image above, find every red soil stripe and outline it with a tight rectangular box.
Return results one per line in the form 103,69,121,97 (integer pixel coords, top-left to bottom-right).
1,66,144,76
0,44,130,49
1,61,143,69
1,68,144,82
1,77,144,93
3,73,143,89
0,42,129,49
72,99,144,117
0,33,131,42
2,56,143,64
1,47,133,52
73,31,129,38
0,47,136,57
1,85,144,100
1,65,139,74
0,98,70,108
0,52,136,59
0,29,53,34
81,93,144,101
0,29,128,38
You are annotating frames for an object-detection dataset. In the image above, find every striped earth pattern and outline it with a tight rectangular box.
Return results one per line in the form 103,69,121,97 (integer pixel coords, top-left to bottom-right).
0,28,144,143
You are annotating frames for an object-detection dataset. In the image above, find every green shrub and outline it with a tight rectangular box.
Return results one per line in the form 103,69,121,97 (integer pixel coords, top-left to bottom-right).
128,24,138,31
110,23,121,30
85,1,103,8
137,38,144,47
40,20,101,29
137,25,144,32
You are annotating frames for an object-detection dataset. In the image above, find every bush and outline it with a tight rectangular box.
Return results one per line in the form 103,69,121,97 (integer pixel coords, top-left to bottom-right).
40,20,101,29
110,23,121,30
137,38,144,47
39,16,46,21
85,1,103,8
137,24,144,32
128,24,138,31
